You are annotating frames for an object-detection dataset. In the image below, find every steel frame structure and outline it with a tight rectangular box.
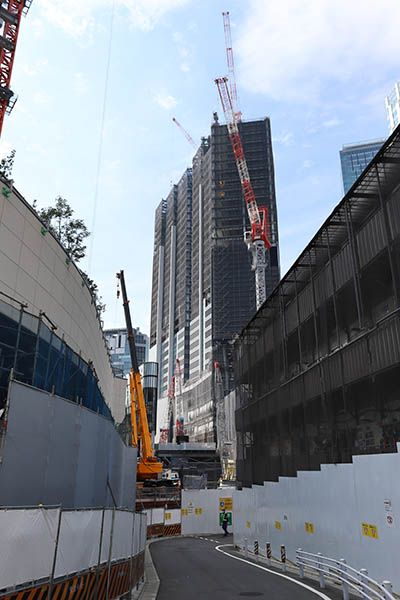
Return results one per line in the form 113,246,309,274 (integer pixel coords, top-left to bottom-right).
234,125,400,486
0,0,31,136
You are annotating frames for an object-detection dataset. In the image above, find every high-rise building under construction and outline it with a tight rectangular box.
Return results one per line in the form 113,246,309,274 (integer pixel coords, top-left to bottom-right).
150,116,280,445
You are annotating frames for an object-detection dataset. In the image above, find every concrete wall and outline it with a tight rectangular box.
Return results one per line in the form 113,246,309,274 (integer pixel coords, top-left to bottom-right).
0,381,137,508
0,184,124,418
181,488,235,535
233,447,400,592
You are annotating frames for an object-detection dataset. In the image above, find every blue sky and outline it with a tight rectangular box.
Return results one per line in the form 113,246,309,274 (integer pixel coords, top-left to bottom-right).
2,0,399,334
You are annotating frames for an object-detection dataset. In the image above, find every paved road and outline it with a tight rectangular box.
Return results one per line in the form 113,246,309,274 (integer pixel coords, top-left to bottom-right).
150,535,339,600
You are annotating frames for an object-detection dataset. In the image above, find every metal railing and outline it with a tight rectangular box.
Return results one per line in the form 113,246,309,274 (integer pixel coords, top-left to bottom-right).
296,549,396,600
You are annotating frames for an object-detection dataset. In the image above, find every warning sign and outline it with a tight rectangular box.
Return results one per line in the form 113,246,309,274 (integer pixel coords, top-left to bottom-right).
219,497,233,511
305,522,315,534
275,521,282,531
361,523,378,539
219,512,232,526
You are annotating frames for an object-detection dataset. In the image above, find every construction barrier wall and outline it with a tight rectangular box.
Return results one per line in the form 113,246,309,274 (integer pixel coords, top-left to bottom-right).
233,445,400,593
0,381,137,509
144,507,182,538
181,488,235,535
0,507,146,597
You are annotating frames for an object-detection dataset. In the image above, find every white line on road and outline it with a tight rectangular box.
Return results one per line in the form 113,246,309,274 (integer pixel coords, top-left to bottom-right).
215,545,332,600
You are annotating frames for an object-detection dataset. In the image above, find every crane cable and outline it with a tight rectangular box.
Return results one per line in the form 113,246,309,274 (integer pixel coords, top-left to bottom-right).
88,0,116,273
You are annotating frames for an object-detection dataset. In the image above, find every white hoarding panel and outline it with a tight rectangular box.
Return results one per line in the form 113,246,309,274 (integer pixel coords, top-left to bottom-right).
55,510,102,578
0,508,59,589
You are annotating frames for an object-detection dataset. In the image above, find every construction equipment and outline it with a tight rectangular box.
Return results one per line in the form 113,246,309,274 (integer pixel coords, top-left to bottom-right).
222,11,241,122
0,0,32,137
160,375,175,444
160,358,186,444
116,270,162,482
216,13,271,309
172,117,197,149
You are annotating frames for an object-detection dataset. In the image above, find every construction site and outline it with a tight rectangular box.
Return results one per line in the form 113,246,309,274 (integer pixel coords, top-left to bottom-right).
1,2,400,599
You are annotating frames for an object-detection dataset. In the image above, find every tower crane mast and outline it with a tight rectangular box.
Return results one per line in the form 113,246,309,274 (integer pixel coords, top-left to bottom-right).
215,76,270,308
0,0,32,137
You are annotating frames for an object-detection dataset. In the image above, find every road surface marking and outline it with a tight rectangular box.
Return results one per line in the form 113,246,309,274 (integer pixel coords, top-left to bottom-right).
215,545,332,600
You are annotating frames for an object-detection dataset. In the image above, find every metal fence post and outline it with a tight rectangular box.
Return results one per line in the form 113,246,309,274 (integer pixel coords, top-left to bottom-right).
266,543,271,568
317,552,325,589
244,538,248,559
129,511,135,599
359,568,368,597
105,508,116,600
281,545,286,573
340,559,349,600
382,581,393,596
93,508,106,600
297,549,304,579
47,505,63,600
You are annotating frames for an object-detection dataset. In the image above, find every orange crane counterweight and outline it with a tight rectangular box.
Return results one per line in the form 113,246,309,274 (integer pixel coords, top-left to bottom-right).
117,270,162,481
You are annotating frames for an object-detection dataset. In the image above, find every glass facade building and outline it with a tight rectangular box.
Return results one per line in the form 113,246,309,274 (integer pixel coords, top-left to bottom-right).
385,81,400,134
150,117,280,444
104,327,149,377
235,128,400,487
340,140,385,194
0,296,113,419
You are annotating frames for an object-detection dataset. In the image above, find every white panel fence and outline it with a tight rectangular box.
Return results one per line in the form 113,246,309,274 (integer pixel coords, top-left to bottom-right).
0,507,146,590
233,446,400,594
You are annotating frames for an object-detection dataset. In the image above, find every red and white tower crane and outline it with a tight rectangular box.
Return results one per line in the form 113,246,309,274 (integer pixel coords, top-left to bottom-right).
0,0,32,137
215,76,270,309
222,11,241,122
172,117,197,150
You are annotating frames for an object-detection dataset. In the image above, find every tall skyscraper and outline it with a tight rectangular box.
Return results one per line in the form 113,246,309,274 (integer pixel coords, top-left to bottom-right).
150,116,280,444
340,140,385,194
385,81,400,134
104,327,149,376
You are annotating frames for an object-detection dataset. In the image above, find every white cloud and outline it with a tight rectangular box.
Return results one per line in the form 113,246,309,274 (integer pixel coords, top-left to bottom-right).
37,0,191,37
33,92,51,104
303,160,312,169
73,72,89,93
323,118,341,128
237,0,400,104
180,63,190,73
272,132,294,146
154,92,177,110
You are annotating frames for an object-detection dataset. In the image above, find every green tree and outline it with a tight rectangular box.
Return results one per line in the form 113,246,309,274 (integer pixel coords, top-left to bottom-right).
36,197,105,315
0,149,16,178
37,196,90,263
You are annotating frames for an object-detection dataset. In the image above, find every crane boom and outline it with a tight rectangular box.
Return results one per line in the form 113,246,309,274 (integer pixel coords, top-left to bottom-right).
0,0,32,137
172,117,197,149
117,270,162,480
222,11,241,121
215,76,270,308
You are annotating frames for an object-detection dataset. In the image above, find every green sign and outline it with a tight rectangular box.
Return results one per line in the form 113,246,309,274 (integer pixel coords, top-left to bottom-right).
219,512,232,526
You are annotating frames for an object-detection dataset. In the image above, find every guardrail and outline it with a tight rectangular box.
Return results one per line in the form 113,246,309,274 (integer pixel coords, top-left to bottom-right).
296,549,396,600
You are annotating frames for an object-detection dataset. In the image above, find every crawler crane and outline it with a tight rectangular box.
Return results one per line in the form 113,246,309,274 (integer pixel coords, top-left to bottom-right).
116,270,162,482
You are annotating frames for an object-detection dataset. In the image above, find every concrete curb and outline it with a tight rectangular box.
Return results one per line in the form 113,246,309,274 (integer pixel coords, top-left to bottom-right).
138,537,181,600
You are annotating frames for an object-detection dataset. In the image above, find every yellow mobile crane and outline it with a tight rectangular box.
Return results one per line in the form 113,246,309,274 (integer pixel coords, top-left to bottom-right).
117,270,162,482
